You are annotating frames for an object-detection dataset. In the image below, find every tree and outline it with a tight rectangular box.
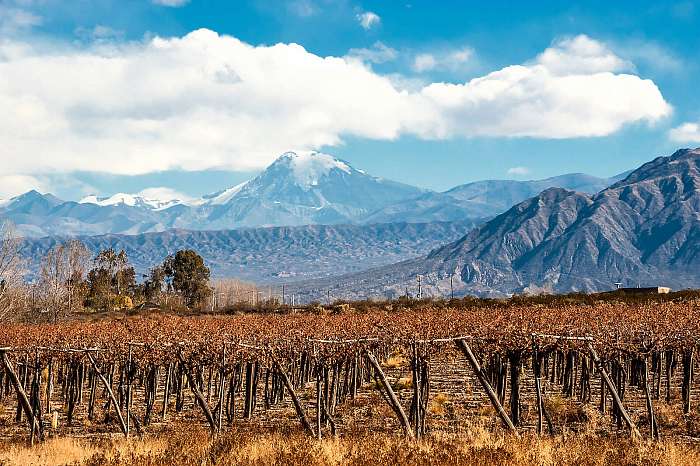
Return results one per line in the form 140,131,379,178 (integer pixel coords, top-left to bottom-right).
87,248,135,311
65,240,91,315
39,243,69,322
0,221,25,322
142,265,166,302
163,250,211,308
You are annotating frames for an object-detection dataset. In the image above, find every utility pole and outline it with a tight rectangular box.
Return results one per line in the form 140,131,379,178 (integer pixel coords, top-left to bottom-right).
282,284,286,305
417,275,422,300
327,290,331,306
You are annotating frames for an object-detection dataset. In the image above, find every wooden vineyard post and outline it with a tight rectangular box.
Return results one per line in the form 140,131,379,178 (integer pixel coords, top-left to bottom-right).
1,351,41,443
682,348,694,415
126,345,132,437
364,350,414,438
85,352,128,437
178,353,217,434
411,343,422,438
643,358,659,440
586,342,640,440
269,351,315,437
162,363,172,421
316,363,322,440
508,350,522,426
217,346,226,432
455,339,517,433
531,338,555,435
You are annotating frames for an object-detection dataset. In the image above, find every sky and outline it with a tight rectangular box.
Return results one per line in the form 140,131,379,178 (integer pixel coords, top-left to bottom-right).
1,0,699,200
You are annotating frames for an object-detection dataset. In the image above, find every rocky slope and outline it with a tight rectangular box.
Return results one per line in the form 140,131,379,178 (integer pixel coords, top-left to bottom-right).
289,148,700,301
19,221,476,283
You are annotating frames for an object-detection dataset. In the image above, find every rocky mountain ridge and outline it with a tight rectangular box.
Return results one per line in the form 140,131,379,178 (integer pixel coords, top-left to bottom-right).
286,148,700,301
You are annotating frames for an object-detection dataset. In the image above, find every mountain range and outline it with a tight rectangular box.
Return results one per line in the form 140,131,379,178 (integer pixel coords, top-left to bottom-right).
19,221,477,283
1,151,624,238
286,148,700,301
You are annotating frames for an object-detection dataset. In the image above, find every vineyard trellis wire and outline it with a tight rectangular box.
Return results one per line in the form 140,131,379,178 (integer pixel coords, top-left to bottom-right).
0,299,699,444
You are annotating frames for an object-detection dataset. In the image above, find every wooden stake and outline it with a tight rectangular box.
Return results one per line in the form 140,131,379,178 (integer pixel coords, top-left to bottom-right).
364,350,413,438
643,359,659,440
587,342,640,440
1,351,41,442
178,354,217,434
86,352,127,437
455,339,517,433
217,346,226,432
270,354,315,437
162,362,172,420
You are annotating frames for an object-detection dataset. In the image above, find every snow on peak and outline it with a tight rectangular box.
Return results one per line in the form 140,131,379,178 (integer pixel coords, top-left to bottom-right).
204,180,250,205
79,188,191,210
278,150,352,187
80,193,138,207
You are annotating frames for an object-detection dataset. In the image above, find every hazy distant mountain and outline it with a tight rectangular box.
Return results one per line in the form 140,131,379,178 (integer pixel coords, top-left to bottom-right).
362,172,627,224
289,148,700,301
19,221,477,283
0,150,627,238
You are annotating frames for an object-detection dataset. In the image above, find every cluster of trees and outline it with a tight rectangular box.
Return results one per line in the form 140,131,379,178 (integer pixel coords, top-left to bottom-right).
0,221,213,322
37,245,213,320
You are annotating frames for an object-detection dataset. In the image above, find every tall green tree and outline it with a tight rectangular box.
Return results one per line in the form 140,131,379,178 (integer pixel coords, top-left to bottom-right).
163,250,211,308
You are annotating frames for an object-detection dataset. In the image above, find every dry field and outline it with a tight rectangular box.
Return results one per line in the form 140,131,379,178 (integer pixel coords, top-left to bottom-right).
2,425,700,465
2,294,700,464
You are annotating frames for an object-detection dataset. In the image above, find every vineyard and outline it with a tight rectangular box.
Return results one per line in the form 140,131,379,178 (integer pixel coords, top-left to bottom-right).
1,296,700,448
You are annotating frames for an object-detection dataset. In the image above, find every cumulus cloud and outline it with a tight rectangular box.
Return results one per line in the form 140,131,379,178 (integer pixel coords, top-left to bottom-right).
357,11,380,29
507,167,531,176
152,0,190,6
534,35,632,75
0,31,671,178
669,122,700,143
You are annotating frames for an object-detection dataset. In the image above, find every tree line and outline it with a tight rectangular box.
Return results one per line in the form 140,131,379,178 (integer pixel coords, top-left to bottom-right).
0,221,213,322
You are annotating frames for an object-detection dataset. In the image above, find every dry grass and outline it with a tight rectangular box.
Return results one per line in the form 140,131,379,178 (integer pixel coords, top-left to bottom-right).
384,352,407,369
2,424,700,466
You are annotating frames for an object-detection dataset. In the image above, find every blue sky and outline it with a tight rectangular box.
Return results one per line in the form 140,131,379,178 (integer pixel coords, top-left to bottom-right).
1,0,699,199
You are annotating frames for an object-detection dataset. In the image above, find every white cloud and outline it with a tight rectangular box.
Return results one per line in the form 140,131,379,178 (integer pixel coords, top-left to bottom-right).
535,35,632,75
152,0,189,7
347,41,397,64
412,53,437,72
615,40,683,74
0,175,49,199
137,187,193,202
287,0,317,17
411,46,474,73
0,31,671,178
0,4,41,34
507,166,531,176
414,35,671,139
357,11,380,29
669,122,700,143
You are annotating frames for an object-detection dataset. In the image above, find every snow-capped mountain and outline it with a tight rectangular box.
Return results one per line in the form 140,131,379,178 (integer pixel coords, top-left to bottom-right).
79,193,186,211
0,150,626,238
199,151,425,228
